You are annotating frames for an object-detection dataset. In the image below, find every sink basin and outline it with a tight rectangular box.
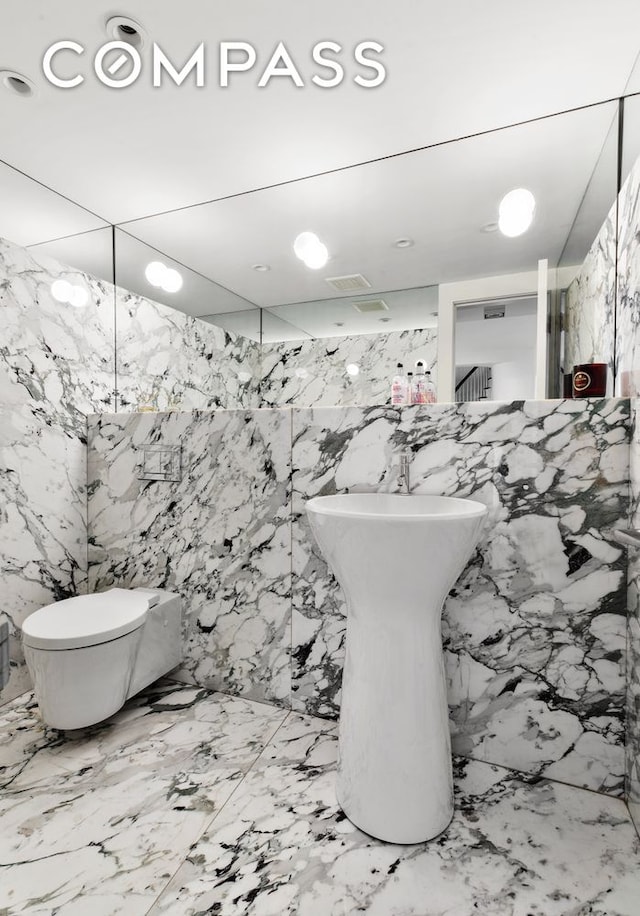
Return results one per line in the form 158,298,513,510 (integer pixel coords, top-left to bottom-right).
306,492,487,843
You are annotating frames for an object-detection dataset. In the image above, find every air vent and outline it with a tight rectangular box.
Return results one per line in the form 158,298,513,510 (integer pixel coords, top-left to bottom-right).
325,274,372,292
484,305,505,320
352,299,389,314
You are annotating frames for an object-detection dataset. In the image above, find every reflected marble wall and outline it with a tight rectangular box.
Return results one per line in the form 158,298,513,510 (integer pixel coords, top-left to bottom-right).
87,409,291,706
564,202,616,394
260,329,437,407
616,156,640,397
291,399,630,795
116,292,260,411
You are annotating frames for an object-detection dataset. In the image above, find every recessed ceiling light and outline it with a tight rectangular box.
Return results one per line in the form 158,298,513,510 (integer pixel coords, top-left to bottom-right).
252,264,270,272
346,363,360,376
482,221,499,233
0,69,35,98
105,15,147,49
394,238,414,249
379,317,391,323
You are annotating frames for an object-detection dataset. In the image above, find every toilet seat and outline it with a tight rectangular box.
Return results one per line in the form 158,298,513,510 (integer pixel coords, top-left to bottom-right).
22,588,152,651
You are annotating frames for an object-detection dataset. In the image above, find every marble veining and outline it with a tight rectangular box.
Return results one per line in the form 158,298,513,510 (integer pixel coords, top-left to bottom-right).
0,233,262,707
260,328,437,408
626,400,640,837
87,409,292,705
149,697,640,916
1,683,638,916
0,681,286,914
291,399,630,795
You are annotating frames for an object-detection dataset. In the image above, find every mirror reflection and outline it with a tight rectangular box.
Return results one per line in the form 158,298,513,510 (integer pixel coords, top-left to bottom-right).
3,94,640,408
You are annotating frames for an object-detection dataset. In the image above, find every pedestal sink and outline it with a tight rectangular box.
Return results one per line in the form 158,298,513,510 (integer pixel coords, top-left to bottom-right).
306,493,487,844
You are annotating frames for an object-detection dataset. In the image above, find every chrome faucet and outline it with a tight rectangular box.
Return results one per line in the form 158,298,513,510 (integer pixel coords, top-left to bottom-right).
398,452,411,494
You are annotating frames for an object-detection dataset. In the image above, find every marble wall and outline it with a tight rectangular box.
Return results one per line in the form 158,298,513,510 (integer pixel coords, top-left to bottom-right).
87,409,292,705
260,328,437,407
86,398,630,797
0,234,261,706
291,399,630,795
0,238,112,703
627,401,640,833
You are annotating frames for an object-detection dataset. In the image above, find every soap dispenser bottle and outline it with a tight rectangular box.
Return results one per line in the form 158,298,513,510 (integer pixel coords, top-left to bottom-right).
391,363,408,405
412,361,428,404
406,371,414,404
425,370,436,404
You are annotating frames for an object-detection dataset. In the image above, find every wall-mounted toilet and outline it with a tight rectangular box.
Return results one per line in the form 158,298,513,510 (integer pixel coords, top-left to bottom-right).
22,587,182,730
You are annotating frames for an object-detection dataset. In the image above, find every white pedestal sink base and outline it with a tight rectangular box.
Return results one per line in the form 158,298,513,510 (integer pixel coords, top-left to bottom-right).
306,494,487,844
337,604,454,843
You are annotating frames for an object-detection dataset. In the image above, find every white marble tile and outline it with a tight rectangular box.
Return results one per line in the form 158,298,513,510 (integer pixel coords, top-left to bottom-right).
0,681,287,914
149,709,640,916
87,409,292,705
261,328,437,408
291,399,630,794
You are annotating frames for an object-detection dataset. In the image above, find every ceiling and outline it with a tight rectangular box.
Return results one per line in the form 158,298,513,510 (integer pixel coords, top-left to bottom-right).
1,1,640,339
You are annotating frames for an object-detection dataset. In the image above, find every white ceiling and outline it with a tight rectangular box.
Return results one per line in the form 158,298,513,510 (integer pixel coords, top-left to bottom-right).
1,2,640,339
1,0,640,222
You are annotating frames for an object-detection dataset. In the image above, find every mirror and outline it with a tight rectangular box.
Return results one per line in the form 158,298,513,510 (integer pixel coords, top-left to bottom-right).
2,94,638,408
0,159,117,416
112,228,261,411
616,91,640,396
112,99,623,405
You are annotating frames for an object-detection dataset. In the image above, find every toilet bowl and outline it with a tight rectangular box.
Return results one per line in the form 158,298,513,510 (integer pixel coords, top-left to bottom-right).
22,587,182,729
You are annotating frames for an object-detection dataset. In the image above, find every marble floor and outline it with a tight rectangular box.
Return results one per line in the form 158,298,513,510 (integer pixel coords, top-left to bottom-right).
1,682,640,915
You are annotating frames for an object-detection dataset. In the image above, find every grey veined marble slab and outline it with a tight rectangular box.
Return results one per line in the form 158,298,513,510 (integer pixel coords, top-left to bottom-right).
0,682,287,914
0,406,88,705
149,706,640,916
626,399,640,837
291,398,630,796
87,408,292,705
3,684,636,916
